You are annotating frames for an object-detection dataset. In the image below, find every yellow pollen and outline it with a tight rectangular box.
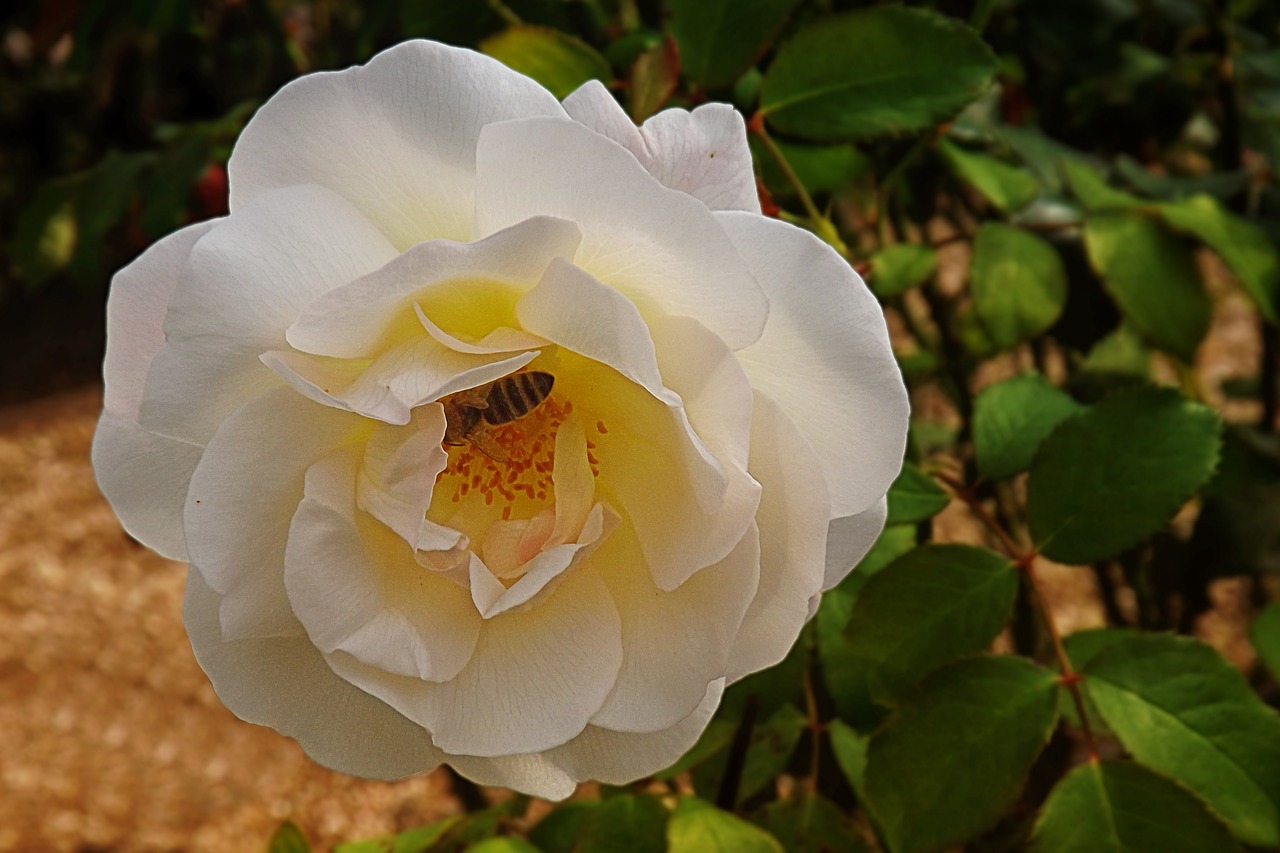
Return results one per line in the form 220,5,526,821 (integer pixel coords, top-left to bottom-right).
435,395,606,511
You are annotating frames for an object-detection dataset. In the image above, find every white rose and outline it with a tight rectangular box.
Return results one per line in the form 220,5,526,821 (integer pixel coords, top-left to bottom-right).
92,40,908,799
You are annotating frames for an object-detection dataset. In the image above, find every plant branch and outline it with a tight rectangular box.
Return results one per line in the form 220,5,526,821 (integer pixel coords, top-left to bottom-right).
748,114,851,258
485,0,523,27
933,471,1099,760
802,657,824,795
716,693,759,811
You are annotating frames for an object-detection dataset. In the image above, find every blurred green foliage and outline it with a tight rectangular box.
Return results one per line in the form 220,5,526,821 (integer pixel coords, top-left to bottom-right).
7,0,1280,851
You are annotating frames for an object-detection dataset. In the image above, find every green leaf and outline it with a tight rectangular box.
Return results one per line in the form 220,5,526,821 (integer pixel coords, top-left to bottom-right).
1160,194,1280,324
629,36,680,122
974,373,1085,482
1031,761,1240,853
863,656,1061,853
753,793,870,853
529,803,596,853
692,704,807,806
465,840,540,853
667,798,784,853
1027,386,1222,564
480,26,611,100
1082,634,1280,846
1060,160,1146,212
759,7,998,141
885,462,950,525
939,138,1039,212
1253,604,1280,680
845,545,1018,703
1083,213,1211,362
818,526,917,729
750,137,870,199
828,719,869,797
580,795,668,853
666,0,798,90
1059,628,1136,734
970,223,1068,350
1078,325,1151,382
268,821,310,853
1193,426,1280,576
334,817,462,853
868,243,937,299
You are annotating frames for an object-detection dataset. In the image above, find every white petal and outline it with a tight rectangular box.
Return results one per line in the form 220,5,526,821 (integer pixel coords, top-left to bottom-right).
590,525,757,733
326,568,623,758
102,219,218,420
184,568,442,779
550,676,725,784
469,503,618,618
638,104,761,213
92,414,203,560
287,216,581,359
474,116,768,350
140,185,396,445
285,446,481,683
229,40,567,246
516,260,729,515
94,220,218,560
417,307,546,355
516,258,666,395
718,211,909,518
447,676,725,799
183,387,360,640
562,79,647,155
262,342,538,425
357,408,463,553
563,80,760,213
725,393,830,682
595,315,761,591
824,497,888,591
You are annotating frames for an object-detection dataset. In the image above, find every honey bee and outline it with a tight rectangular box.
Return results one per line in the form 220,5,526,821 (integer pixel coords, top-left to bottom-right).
441,371,555,462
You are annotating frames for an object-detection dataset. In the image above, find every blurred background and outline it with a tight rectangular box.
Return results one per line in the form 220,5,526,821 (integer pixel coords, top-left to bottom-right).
2,0,1279,850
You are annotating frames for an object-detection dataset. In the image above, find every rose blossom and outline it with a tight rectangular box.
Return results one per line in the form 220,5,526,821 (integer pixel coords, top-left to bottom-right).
92,40,908,798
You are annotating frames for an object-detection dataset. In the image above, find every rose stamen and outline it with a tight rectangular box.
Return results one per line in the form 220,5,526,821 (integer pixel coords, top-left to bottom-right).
435,395,607,515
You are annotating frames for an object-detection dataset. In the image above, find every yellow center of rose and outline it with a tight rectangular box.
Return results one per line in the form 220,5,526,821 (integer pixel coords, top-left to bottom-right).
435,395,605,518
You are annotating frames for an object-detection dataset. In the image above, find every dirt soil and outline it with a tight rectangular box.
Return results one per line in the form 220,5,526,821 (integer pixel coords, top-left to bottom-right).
0,388,463,853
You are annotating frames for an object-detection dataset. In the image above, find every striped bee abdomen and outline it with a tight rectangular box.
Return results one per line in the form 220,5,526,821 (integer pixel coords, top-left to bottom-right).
482,371,555,426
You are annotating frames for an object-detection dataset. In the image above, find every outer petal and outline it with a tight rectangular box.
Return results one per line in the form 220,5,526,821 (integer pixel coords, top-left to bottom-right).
326,568,623,758
184,568,442,779
718,210,909,518
449,677,724,800
183,387,361,641
589,524,757,733
94,220,217,559
140,185,397,445
474,116,768,350
285,446,481,683
563,80,760,213
824,497,889,591
725,393,831,682
229,40,567,246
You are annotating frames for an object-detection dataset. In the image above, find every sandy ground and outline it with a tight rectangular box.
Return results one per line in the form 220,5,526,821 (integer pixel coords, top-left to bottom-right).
0,388,463,853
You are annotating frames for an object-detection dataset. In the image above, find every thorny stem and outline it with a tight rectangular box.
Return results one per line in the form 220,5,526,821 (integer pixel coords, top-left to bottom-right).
933,471,1100,760
485,0,523,27
748,114,851,259
716,693,759,810
801,658,824,795
877,131,937,245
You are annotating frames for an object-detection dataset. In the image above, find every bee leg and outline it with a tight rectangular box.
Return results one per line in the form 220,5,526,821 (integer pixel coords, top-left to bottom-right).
467,429,509,464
